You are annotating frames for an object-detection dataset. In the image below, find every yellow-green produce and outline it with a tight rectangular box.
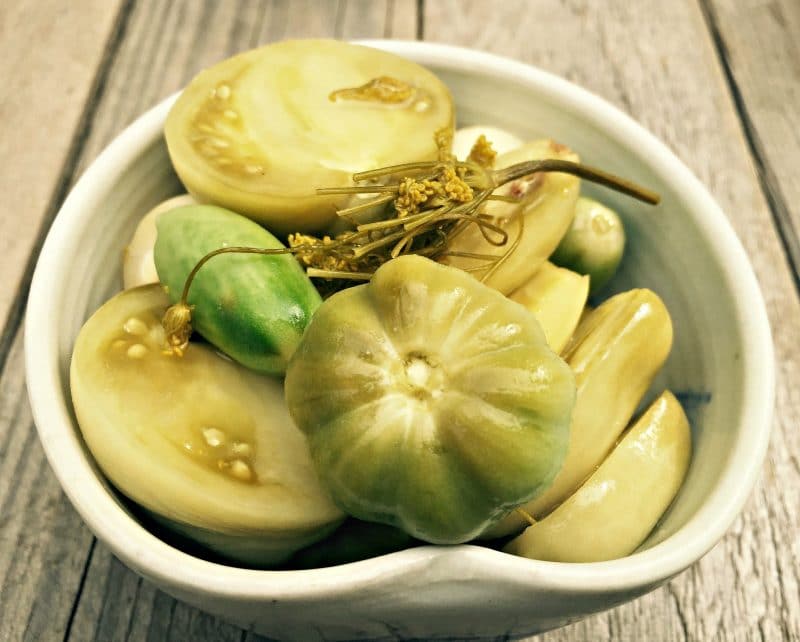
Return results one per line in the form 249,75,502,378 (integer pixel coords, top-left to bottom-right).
70,285,344,566
285,255,576,544
154,205,322,375
552,196,626,294
165,39,454,234
508,261,589,354
505,390,691,562
485,288,673,537
442,140,580,294
122,194,196,289
451,125,523,160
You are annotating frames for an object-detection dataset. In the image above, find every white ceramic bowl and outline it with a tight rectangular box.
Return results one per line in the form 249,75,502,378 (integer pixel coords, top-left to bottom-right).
25,41,774,640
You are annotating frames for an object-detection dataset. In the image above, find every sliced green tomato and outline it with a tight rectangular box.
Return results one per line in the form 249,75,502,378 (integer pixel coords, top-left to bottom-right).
70,285,343,566
505,391,691,562
508,261,589,354
451,125,523,161
483,288,673,538
552,196,626,294
122,194,196,289
165,39,454,235
442,140,580,295
285,255,576,545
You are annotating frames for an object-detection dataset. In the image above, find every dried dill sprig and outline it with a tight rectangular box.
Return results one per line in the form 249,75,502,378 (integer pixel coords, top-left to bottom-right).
162,135,659,351
467,135,497,168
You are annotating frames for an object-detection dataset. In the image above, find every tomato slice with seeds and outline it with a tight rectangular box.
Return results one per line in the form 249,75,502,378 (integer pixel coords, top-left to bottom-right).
165,39,454,235
70,285,343,566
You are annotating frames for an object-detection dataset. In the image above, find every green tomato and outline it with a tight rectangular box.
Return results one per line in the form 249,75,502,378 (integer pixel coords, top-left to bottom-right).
165,39,454,235
551,196,626,294
70,285,343,566
285,256,576,544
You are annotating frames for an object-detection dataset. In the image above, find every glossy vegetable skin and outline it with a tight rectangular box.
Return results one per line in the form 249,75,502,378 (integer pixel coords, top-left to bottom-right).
442,139,580,295
70,285,343,566
552,196,626,293
123,194,196,289
485,288,673,537
285,255,576,544
165,39,454,234
505,390,691,562
508,261,589,354
154,204,321,375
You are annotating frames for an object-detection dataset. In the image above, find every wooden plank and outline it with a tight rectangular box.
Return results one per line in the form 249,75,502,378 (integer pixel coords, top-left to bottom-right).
701,0,800,295
0,0,125,356
423,0,800,640
7,2,796,641
0,326,97,642
0,0,416,642
693,11,800,630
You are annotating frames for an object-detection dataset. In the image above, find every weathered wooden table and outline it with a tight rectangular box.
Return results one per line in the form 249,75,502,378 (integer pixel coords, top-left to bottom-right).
2,1,798,640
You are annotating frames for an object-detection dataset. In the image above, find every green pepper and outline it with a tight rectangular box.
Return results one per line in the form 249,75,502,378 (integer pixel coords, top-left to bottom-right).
285,255,576,544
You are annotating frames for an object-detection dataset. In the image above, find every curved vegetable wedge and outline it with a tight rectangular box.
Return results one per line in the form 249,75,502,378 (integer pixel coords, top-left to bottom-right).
505,391,691,562
485,288,673,537
442,140,580,294
508,261,589,354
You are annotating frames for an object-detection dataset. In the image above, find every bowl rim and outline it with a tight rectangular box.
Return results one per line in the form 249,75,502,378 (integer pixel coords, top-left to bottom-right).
25,39,774,601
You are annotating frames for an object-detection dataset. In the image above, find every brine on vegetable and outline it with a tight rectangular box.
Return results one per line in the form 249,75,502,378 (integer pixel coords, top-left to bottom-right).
70,285,343,566
165,39,454,234
441,140,581,295
505,391,690,562
285,255,576,544
485,288,673,538
154,204,321,375
508,261,590,354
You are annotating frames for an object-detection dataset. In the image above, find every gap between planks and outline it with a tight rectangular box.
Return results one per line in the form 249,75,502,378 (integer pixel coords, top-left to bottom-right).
697,0,800,300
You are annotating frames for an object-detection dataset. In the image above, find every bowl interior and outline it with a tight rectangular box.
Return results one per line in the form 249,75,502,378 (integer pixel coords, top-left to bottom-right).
29,45,771,626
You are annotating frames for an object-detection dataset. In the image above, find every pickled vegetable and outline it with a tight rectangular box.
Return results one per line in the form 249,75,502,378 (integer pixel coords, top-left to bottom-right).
154,204,321,375
123,194,196,289
285,255,576,544
70,285,343,566
552,196,626,293
485,288,673,537
165,39,454,234
505,391,690,562
442,140,580,294
451,125,523,161
508,261,589,354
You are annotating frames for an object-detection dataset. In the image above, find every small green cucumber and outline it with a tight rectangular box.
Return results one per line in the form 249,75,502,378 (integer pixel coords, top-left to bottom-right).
154,204,321,375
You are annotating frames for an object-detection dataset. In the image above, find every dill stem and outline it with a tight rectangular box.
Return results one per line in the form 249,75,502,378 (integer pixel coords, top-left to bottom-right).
494,159,660,205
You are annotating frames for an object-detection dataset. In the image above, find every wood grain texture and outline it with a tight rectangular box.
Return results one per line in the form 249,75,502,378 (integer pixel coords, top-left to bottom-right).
0,326,96,642
8,2,416,641
0,0,125,350
702,0,800,294
422,0,800,639
2,0,798,640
